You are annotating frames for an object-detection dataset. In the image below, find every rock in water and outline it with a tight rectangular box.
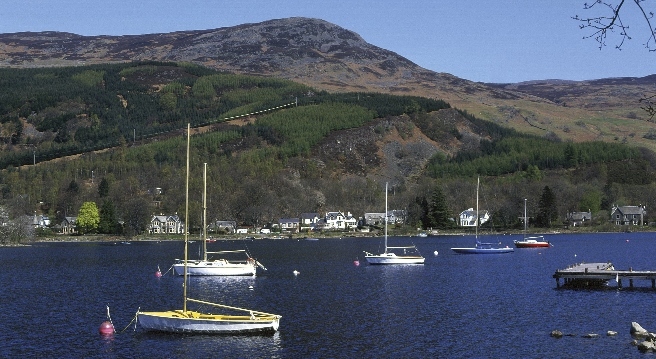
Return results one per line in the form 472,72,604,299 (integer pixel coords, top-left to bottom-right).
638,340,656,352
631,322,649,336
550,330,563,338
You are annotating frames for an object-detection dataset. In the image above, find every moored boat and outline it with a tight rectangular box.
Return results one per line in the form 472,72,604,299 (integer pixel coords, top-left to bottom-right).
364,182,425,265
171,163,263,276
137,124,281,334
514,199,551,248
513,236,550,248
451,177,513,254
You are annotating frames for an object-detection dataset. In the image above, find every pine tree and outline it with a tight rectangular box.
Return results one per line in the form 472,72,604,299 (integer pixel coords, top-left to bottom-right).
98,178,110,198
98,200,118,234
536,186,558,228
426,186,451,229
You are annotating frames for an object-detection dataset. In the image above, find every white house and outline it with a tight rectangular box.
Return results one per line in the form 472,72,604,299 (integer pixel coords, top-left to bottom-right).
149,214,184,234
317,211,358,231
459,208,490,227
279,218,300,232
32,213,50,229
300,213,320,231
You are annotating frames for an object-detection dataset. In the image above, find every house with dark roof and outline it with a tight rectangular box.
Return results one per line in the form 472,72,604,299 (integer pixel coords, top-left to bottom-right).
61,216,77,234
567,211,592,227
610,205,646,226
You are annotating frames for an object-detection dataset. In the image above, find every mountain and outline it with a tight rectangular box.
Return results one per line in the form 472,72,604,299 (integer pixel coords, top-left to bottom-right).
3,17,656,152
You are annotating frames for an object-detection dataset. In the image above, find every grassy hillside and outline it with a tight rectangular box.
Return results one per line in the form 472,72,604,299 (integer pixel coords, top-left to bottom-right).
1,62,655,241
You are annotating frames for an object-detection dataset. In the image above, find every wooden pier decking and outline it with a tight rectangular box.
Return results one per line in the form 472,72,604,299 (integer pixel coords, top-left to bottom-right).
553,262,656,289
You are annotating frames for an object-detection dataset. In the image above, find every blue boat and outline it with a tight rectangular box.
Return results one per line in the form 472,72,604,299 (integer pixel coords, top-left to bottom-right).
451,241,514,254
451,177,514,255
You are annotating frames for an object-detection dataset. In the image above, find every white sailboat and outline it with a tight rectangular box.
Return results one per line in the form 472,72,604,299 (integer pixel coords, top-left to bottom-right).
172,163,262,276
451,177,514,254
364,182,425,264
137,124,281,334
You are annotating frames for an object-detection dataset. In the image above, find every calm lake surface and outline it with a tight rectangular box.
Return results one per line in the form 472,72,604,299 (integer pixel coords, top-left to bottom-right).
2,232,656,358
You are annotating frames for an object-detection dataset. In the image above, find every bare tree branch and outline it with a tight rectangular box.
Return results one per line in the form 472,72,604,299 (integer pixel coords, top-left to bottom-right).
574,0,656,51
574,1,656,120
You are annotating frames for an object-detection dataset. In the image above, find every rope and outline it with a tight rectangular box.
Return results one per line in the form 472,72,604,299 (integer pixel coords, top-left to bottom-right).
187,297,279,317
106,304,116,334
161,265,174,276
119,311,139,333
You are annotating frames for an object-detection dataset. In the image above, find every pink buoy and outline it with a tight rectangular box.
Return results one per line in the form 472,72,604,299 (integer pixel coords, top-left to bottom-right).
99,320,114,335
354,260,360,267
155,265,162,278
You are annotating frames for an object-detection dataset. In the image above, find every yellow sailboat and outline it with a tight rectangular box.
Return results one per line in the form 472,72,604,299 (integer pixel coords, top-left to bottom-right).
137,124,281,334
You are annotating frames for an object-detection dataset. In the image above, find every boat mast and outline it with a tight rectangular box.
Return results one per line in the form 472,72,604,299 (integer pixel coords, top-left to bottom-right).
203,163,207,261
475,176,479,240
523,198,527,240
183,123,190,313
384,182,388,253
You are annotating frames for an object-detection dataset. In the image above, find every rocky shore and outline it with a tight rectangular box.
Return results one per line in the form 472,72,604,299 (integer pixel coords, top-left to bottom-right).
551,322,656,354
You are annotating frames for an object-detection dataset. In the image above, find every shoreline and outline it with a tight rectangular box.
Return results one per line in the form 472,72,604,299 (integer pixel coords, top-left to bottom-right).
18,226,649,245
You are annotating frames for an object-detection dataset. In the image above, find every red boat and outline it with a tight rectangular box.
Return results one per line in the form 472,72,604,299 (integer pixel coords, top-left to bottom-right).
515,199,551,248
514,236,550,248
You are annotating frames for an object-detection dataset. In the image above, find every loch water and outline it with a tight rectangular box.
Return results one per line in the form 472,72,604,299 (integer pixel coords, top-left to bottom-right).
1,232,656,358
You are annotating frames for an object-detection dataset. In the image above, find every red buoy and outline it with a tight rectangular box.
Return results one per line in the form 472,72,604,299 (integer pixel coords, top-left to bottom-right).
155,265,162,278
354,260,360,267
99,320,114,335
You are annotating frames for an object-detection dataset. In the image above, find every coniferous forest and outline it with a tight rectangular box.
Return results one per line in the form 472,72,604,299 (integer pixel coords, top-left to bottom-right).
0,61,654,243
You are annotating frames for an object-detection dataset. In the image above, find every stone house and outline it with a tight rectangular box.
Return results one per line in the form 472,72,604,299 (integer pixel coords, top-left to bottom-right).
567,211,592,227
61,216,77,234
212,220,237,234
610,205,646,226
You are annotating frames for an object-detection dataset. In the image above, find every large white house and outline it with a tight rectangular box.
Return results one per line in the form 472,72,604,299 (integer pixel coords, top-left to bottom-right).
458,208,490,227
317,211,358,231
149,214,184,234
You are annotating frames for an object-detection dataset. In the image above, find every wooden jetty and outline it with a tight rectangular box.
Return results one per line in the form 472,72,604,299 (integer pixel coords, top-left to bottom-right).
553,262,656,289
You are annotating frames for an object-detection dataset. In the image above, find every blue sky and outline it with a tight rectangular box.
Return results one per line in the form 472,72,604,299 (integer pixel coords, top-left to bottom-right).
1,0,654,83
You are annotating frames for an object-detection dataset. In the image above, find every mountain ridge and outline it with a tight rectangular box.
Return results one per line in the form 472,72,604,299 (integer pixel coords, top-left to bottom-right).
1,17,656,151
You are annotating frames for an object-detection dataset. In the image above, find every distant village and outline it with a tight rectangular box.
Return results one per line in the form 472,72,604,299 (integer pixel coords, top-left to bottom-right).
28,204,647,236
